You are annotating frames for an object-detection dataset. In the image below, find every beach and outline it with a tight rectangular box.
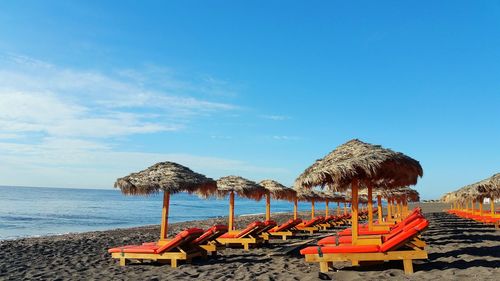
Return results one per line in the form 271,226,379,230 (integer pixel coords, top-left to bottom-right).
1,202,499,281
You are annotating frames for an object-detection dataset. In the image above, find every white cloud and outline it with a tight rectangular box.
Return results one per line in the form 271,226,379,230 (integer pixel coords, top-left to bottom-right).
0,53,237,139
272,135,300,141
0,54,293,188
260,114,290,121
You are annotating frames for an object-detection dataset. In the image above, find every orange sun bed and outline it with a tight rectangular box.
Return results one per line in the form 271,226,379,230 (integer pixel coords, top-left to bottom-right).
108,228,204,268
300,220,429,275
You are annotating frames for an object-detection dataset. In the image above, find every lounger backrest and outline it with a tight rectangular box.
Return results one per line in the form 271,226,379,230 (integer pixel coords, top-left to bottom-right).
258,220,278,234
235,221,263,238
302,217,322,227
383,218,424,242
194,225,228,245
414,219,429,232
379,227,419,253
390,212,423,231
272,219,296,232
155,228,204,254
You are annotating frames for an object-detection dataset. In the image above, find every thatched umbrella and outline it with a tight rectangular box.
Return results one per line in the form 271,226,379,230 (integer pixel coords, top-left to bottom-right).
294,189,324,219
259,180,296,221
294,139,423,244
216,176,267,230
114,161,216,240
323,190,347,217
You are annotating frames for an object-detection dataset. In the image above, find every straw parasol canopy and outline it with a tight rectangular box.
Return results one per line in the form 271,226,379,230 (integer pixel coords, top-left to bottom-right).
259,179,296,220
214,176,267,230
259,179,297,201
114,161,216,196
114,161,216,240
294,139,423,243
490,173,500,197
294,139,423,191
215,175,266,201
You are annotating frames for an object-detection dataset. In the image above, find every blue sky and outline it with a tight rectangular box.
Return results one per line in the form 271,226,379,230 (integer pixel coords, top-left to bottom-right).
0,1,498,199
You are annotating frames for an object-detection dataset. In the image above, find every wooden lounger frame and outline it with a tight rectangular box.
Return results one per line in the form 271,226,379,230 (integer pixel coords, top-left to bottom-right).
265,230,294,240
110,246,204,268
304,242,428,275
199,240,225,256
295,225,320,234
217,232,264,251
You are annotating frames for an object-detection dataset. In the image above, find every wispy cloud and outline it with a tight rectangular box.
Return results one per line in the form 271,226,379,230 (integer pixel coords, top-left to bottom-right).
272,135,300,141
259,114,290,121
0,53,237,140
0,54,294,188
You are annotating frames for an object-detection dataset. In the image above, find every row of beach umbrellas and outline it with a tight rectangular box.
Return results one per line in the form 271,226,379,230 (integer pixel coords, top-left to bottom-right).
114,139,423,244
441,173,500,215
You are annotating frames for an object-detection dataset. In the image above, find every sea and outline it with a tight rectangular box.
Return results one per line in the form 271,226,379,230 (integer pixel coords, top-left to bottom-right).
0,185,335,240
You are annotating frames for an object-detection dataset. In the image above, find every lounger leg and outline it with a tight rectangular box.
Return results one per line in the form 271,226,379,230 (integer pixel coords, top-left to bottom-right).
319,261,329,273
243,243,249,251
282,235,287,240
119,258,127,266
171,259,178,268
351,259,359,266
403,259,413,275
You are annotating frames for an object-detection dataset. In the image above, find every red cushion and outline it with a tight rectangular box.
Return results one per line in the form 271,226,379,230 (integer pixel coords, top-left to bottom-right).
155,228,204,253
108,228,204,254
317,236,336,246
270,219,294,232
108,244,158,254
301,217,322,227
194,225,228,244
300,245,380,255
379,227,418,253
220,221,263,238
338,229,389,236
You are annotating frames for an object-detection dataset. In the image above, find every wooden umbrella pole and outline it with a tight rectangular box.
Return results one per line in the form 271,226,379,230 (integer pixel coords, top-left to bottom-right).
311,200,315,219
265,193,271,221
387,198,392,221
367,182,373,231
397,199,402,218
377,195,383,222
229,191,235,231
325,200,329,217
160,191,170,240
479,199,483,216
293,197,298,219
337,202,340,216
351,179,359,245
344,202,347,215
491,197,495,216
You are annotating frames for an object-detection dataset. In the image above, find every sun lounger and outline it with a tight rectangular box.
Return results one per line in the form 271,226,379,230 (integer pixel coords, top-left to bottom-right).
296,216,324,234
301,220,429,274
319,217,427,247
108,228,204,268
217,221,265,250
193,225,228,256
338,209,423,236
266,218,302,240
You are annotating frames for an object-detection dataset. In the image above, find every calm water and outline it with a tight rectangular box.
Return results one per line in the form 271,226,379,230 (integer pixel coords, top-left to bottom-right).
0,186,334,240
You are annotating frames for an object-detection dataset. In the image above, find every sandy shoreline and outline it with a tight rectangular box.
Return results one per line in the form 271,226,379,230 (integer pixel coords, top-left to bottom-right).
1,202,499,280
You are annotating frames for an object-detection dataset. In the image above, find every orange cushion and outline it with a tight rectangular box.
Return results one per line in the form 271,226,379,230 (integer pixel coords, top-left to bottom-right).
300,245,379,255
220,221,263,238
194,225,228,245
379,227,418,253
155,227,204,253
270,219,295,232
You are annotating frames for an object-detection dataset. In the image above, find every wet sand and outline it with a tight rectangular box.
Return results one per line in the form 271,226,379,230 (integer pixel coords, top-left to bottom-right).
1,203,499,280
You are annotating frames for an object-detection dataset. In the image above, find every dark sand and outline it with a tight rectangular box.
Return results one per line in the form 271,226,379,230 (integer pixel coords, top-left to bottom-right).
1,203,499,280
